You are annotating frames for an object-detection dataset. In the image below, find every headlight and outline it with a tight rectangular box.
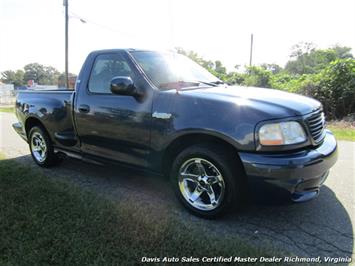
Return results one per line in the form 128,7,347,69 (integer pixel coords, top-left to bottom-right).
259,121,306,146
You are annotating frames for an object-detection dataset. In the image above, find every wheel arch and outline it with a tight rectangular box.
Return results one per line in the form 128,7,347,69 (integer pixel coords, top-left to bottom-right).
161,132,245,177
25,116,50,140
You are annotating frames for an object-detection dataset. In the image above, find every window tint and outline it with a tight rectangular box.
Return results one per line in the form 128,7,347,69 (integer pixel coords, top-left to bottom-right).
88,53,133,93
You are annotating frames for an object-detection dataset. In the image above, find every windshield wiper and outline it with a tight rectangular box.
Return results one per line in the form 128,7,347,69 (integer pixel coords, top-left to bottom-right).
177,80,221,88
159,80,218,90
187,80,224,87
196,80,219,87
210,80,225,85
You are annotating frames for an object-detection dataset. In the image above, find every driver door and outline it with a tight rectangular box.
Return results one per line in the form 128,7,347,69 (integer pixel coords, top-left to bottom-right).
75,52,152,167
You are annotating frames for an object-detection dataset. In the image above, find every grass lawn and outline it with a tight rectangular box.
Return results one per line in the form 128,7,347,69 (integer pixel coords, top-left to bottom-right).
0,107,15,113
0,155,277,265
327,121,355,142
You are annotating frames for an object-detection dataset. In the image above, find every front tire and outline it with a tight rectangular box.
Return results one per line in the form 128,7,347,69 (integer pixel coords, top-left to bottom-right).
170,144,244,218
29,126,61,167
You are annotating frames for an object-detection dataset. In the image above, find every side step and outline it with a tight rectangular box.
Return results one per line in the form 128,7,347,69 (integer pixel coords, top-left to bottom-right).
53,147,104,166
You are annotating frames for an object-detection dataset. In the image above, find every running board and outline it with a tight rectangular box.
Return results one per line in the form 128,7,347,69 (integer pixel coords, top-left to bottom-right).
53,147,104,166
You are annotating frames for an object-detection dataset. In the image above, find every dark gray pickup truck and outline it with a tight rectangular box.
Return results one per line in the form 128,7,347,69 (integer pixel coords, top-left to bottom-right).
13,49,338,217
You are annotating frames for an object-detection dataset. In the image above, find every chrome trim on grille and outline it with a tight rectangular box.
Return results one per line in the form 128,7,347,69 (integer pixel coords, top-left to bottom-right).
306,111,326,144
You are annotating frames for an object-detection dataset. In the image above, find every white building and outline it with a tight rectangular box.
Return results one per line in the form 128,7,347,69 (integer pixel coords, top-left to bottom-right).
0,82,15,105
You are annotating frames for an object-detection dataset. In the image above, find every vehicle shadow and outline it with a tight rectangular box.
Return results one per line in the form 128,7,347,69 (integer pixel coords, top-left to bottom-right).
7,154,354,261
225,185,354,260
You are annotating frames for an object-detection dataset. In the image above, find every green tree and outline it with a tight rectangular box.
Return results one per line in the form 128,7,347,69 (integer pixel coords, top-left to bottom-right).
332,45,354,59
24,63,45,83
43,66,61,85
244,66,272,88
1,69,25,87
23,63,60,85
318,58,355,119
289,42,316,58
164,46,355,119
260,63,282,74
285,49,337,74
224,71,245,85
214,60,226,75
285,43,353,75
295,58,355,119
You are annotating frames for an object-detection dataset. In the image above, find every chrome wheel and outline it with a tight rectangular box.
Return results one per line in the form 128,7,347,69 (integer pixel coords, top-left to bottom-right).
30,132,47,163
178,158,225,211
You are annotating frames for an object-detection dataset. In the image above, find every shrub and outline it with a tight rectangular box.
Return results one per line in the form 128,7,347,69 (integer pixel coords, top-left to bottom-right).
224,72,246,85
299,59,355,119
243,66,272,88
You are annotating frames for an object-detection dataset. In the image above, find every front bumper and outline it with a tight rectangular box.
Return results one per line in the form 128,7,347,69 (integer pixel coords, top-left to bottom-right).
239,130,338,202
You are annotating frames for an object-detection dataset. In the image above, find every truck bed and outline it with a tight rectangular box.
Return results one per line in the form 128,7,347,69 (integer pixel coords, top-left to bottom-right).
19,88,73,92
15,89,77,149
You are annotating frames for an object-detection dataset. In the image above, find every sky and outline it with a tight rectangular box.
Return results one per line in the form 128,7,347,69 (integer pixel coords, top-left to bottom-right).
1,0,354,74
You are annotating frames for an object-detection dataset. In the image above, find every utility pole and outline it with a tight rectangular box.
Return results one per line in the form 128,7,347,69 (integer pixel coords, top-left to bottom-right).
249,33,253,66
64,0,69,88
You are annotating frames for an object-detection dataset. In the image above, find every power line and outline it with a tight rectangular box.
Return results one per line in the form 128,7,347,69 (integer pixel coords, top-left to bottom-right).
68,10,142,40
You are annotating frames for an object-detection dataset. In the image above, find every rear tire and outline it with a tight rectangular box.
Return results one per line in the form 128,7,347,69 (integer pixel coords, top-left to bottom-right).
170,144,245,218
28,126,62,167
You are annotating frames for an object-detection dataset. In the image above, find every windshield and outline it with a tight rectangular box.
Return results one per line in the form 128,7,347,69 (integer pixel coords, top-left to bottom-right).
130,51,220,90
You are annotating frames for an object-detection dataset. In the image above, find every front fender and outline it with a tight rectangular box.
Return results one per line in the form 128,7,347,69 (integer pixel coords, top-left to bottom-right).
160,128,248,152
150,91,257,153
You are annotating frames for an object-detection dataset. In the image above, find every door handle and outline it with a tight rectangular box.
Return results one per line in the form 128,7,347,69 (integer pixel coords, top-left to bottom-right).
78,104,90,113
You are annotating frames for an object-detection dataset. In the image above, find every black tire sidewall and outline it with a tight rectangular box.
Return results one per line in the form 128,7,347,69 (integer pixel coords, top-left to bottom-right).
170,145,240,218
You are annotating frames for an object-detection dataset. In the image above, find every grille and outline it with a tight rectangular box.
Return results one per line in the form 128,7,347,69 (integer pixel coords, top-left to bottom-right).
306,111,326,144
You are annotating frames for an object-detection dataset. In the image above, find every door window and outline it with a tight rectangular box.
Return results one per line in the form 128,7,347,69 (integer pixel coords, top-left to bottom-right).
88,53,134,93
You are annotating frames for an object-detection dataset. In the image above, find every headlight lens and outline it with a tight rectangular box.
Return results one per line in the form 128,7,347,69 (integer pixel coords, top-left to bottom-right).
259,121,306,146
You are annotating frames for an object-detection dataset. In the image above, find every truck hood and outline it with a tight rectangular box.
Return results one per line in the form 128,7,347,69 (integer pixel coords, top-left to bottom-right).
179,85,321,119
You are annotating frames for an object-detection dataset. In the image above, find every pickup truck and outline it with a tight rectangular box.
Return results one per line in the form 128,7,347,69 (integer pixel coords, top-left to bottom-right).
13,49,338,217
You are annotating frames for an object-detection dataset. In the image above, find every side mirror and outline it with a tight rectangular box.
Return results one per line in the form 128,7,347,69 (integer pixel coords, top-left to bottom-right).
110,76,136,96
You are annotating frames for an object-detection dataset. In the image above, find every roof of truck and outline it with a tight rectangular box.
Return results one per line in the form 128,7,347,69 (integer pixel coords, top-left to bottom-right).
90,48,175,54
